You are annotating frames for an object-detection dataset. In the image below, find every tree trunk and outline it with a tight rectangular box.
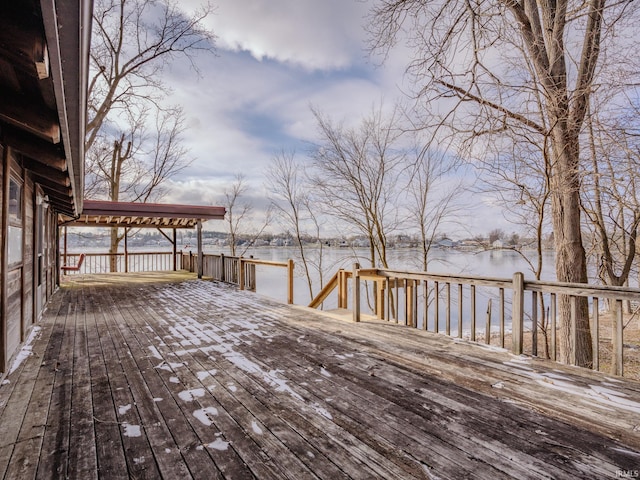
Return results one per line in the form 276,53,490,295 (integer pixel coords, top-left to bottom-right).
550,129,593,367
109,228,119,273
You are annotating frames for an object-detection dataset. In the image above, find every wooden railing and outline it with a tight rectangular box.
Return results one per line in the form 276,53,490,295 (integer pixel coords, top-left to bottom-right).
181,253,295,304
311,264,640,377
61,251,179,274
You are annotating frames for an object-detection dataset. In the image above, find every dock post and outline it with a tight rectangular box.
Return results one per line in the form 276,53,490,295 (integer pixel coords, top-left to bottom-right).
353,263,360,322
512,272,524,355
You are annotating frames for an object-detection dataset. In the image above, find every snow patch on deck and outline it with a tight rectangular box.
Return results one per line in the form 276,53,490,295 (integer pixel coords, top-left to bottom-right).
207,438,230,451
122,423,142,437
251,420,263,435
9,326,42,375
197,369,217,380
193,407,219,426
148,346,162,359
506,363,640,414
151,281,338,421
178,388,206,402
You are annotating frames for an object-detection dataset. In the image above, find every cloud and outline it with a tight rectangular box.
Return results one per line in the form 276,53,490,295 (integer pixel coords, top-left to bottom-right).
194,0,370,71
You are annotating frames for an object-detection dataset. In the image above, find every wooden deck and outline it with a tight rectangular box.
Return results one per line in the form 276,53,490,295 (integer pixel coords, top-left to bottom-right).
1,273,639,479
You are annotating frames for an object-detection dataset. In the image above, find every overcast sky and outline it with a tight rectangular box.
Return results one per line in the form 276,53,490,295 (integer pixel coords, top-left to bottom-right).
156,0,504,236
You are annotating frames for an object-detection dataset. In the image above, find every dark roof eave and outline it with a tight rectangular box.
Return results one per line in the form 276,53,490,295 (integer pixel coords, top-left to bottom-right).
80,200,226,221
41,0,93,216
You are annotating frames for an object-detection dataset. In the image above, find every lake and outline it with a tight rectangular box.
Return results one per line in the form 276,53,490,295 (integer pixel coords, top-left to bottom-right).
224,246,558,306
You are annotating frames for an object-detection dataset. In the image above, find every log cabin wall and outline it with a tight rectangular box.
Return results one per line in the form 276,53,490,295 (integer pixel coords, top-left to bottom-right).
0,144,59,374
23,167,34,339
1,147,25,371
0,0,92,375
0,143,5,370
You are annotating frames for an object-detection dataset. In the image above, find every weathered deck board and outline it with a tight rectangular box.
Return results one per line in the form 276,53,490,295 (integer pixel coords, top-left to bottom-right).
0,273,639,479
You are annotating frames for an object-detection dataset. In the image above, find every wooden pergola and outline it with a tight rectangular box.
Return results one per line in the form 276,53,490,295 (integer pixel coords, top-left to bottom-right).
58,200,226,278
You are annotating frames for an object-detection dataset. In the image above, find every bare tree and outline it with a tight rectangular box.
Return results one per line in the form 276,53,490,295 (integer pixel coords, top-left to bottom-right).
266,151,325,303
581,100,640,373
406,144,464,271
310,105,405,269
87,0,215,151
86,107,192,270
86,0,215,270
222,173,272,257
366,0,640,366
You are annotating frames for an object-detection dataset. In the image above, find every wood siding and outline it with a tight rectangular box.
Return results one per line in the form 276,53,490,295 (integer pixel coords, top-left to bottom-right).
22,173,33,337
0,145,60,375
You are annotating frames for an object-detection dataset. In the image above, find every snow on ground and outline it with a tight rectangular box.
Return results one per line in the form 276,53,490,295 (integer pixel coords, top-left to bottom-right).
9,326,42,375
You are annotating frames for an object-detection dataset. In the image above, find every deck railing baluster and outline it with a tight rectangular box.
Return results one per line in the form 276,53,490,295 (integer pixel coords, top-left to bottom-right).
592,297,599,371
446,282,451,336
458,284,463,338
532,291,538,356
470,285,476,342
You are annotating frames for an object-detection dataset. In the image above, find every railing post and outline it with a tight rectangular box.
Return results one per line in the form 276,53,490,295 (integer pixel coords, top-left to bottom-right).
613,299,624,376
352,263,361,322
197,220,203,279
220,253,225,283
340,270,348,309
512,272,524,355
376,280,385,320
287,259,294,304
239,257,245,290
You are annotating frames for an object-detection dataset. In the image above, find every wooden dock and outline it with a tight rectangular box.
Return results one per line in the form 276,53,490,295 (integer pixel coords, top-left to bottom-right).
1,273,639,479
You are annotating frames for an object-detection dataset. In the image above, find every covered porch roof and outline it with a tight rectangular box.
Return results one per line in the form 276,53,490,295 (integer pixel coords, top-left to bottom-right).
59,200,226,229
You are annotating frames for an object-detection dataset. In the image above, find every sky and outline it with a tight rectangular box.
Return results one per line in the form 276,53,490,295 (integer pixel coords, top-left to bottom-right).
155,0,505,237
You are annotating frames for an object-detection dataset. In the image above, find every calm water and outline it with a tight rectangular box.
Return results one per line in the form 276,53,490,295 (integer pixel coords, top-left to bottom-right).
224,246,557,306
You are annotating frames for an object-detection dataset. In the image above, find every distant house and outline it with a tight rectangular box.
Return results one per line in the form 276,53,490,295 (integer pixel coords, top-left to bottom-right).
0,0,92,373
458,239,483,250
492,239,504,249
436,238,456,249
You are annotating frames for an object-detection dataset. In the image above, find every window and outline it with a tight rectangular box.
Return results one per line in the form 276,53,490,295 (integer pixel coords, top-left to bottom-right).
8,176,23,265
9,177,21,221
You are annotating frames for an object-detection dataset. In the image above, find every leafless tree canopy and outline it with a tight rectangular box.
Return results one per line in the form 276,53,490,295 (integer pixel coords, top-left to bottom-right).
310,105,406,268
267,151,325,300
87,0,216,151
367,0,640,366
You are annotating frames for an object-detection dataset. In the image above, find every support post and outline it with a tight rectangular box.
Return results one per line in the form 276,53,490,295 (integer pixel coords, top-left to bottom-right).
352,263,360,322
172,229,177,271
124,227,129,273
239,258,245,290
63,225,68,269
512,272,524,355
197,220,203,279
287,259,294,304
